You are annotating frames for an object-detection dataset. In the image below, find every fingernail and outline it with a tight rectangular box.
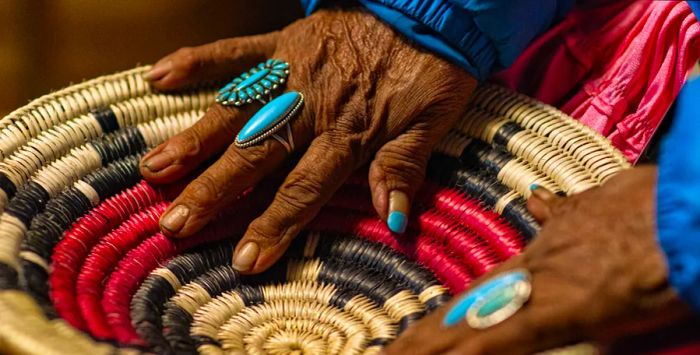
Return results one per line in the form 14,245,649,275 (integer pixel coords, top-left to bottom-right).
233,242,260,272
530,185,559,205
160,205,189,234
144,61,171,81
387,190,409,234
529,183,540,191
142,151,174,172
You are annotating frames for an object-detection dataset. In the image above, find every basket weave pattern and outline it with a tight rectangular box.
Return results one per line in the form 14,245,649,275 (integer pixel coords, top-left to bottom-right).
0,67,629,354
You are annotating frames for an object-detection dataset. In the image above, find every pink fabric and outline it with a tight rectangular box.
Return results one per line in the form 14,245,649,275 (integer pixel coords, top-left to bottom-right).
493,0,700,162
496,1,700,351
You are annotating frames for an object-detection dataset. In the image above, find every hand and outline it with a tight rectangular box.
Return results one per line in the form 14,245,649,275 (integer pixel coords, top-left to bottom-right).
385,166,692,355
140,8,476,273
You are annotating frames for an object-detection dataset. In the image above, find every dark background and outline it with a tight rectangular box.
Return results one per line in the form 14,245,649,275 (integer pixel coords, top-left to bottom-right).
0,0,303,116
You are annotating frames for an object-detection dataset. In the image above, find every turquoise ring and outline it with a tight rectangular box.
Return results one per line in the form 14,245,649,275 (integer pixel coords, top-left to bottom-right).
443,269,531,329
235,91,304,153
216,59,290,106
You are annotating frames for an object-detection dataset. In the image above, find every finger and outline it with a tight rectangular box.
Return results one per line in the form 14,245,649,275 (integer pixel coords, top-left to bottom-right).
384,256,526,355
145,32,279,90
368,128,434,234
158,126,302,238
140,103,259,183
526,184,563,224
362,54,474,232
443,304,585,355
443,273,587,355
387,266,583,355
232,132,358,273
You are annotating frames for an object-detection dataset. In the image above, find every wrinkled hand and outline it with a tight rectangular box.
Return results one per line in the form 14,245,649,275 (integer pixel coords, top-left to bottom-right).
385,166,691,355
140,8,476,273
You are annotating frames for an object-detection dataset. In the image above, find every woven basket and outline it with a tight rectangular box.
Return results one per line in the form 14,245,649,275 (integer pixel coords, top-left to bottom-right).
0,67,630,354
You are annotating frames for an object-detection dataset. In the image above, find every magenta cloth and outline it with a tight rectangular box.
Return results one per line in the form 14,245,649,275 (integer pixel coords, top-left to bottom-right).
493,0,700,162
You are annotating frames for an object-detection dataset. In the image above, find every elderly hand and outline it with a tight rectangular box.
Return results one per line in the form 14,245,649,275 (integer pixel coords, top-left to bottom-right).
384,166,691,354
140,8,476,273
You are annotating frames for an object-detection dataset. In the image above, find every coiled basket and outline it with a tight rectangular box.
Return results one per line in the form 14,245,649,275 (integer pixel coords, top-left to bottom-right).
0,67,630,354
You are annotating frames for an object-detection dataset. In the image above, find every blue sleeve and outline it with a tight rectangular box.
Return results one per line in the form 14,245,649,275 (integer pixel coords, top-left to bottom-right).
689,1,700,20
300,0,323,15
657,76,700,311
300,0,573,80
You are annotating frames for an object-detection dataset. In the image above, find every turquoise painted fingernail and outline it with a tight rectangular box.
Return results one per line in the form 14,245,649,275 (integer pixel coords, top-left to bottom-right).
529,183,539,191
387,211,407,234
387,190,410,234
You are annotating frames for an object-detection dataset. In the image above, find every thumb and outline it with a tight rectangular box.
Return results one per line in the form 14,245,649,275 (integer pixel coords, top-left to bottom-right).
369,128,434,234
145,31,279,90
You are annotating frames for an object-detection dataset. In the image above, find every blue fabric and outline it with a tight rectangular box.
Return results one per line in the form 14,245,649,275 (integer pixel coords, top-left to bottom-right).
358,0,492,79
689,1,700,21
300,0,323,16
658,76,700,311
300,0,700,311
300,0,573,80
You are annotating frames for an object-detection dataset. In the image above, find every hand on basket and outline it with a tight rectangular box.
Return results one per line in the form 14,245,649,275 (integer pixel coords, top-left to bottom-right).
385,166,691,355
140,8,476,273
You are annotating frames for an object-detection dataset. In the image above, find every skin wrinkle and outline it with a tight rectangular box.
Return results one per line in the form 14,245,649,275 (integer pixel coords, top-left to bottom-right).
142,7,475,268
207,105,243,137
375,135,428,191
385,167,692,354
156,32,279,88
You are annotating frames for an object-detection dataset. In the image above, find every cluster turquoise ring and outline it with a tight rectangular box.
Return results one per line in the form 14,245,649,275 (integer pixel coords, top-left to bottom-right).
443,269,532,329
223,59,303,153
216,59,290,106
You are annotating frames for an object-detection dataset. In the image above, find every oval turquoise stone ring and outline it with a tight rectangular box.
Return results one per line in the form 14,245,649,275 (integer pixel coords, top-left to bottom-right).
235,91,304,152
442,269,531,329
217,59,290,106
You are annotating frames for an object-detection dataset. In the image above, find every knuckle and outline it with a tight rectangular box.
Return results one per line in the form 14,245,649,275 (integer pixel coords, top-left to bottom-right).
338,138,361,159
211,38,242,61
171,46,200,72
323,132,361,165
275,188,302,212
247,218,283,243
222,145,268,176
380,134,428,158
184,174,221,207
376,146,427,184
278,173,324,211
378,145,424,167
170,129,202,157
206,105,239,134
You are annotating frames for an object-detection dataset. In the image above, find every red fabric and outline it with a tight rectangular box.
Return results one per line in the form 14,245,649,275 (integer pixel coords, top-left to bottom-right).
493,0,700,162
661,344,700,355
495,2,700,351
